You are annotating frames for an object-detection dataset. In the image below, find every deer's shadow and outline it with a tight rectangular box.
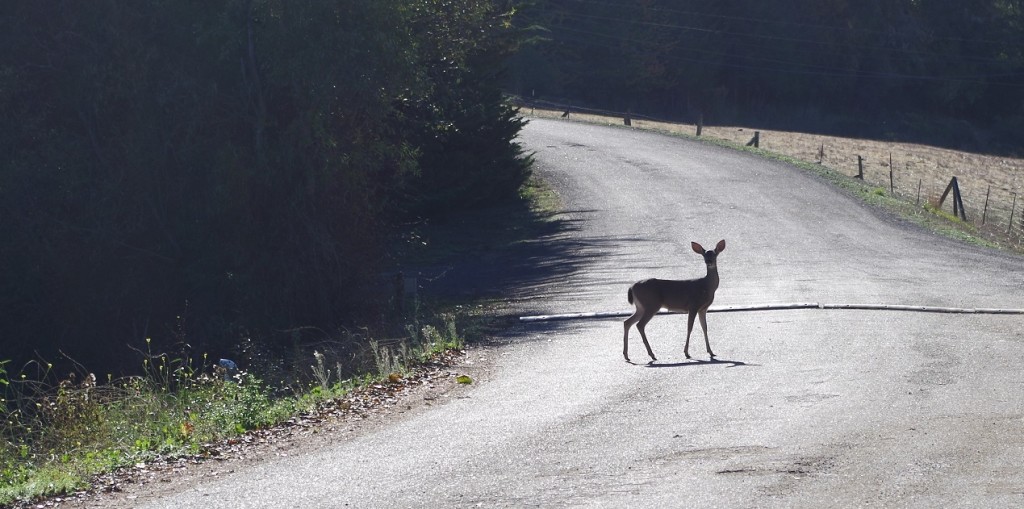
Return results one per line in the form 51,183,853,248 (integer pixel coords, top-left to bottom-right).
639,357,755,368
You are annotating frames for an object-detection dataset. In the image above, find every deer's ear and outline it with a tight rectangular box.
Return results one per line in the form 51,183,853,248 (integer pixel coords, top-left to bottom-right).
715,239,726,253
691,242,705,254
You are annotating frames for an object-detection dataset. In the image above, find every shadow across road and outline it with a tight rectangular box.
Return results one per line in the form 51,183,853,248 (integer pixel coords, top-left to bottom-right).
642,357,756,368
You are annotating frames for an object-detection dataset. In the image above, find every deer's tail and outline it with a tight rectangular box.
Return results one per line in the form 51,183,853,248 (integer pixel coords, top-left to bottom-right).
627,287,634,305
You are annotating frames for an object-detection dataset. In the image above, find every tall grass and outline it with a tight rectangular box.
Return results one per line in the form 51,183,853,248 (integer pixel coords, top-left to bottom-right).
0,313,465,506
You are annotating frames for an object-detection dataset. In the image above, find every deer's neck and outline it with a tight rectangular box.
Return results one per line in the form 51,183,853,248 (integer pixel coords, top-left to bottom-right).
704,263,720,289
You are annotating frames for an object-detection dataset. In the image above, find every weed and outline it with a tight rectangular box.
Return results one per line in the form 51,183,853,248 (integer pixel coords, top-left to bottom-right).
0,353,292,505
311,351,332,392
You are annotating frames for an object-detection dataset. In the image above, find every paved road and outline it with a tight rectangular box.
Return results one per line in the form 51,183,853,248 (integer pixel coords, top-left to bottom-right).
139,118,1024,507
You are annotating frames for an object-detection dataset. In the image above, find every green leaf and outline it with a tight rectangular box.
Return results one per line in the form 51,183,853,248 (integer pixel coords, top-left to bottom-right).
456,375,472,385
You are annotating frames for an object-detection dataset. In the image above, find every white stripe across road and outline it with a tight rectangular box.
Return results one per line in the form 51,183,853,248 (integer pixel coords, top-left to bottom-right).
518,303,1024,322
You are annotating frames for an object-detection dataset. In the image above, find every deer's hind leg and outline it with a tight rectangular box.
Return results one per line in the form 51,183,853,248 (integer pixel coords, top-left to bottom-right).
635,308,658,361
622,299,655,358
623,309,642,361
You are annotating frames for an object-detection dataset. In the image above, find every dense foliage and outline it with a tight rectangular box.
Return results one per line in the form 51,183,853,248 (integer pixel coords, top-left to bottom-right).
0,0,528,373
509,0,1024,150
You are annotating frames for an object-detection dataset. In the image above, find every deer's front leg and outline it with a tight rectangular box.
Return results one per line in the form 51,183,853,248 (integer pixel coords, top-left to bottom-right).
698,309,714,357
684,311,698,359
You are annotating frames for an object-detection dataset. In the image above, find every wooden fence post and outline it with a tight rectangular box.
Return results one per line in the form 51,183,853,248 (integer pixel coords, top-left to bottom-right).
888,153,894,193
1010,193,1018,234
916,179,922,205
937,176,967,221
817,143,824,164
624,110,631,126
982,185,991,225
855,155,864,179
746,131,759,148
938,177,953,208
953,178,967,221
696,114,703,137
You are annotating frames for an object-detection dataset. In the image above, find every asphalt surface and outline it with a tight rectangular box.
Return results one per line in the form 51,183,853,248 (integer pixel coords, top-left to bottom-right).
136,118,1024,507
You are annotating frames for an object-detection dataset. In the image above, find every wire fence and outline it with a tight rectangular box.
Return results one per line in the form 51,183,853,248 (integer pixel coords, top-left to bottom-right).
810,144,1023,240
511,95,1024,245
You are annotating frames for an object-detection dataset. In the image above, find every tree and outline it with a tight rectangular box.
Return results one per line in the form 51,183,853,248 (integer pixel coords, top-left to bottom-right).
402,0,531,216
0,0,531,374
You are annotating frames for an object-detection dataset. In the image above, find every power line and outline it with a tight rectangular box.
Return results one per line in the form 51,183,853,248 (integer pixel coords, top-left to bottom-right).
542,0,1022,47
546,9,1021,67
543,18,1024,87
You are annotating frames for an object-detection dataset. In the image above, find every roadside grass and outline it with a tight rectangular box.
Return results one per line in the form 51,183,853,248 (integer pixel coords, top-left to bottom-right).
526,109,1022,254
0,171,561,507
0,313,467,507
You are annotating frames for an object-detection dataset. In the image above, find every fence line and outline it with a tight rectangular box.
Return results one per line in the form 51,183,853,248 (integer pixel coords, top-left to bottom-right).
820,149,1024,240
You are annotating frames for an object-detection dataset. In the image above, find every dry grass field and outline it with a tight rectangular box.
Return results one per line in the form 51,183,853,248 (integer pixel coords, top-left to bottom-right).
524,108,1024,250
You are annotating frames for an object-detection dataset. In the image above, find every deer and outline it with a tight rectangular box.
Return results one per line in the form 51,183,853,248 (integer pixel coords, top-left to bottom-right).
623,239,726,362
